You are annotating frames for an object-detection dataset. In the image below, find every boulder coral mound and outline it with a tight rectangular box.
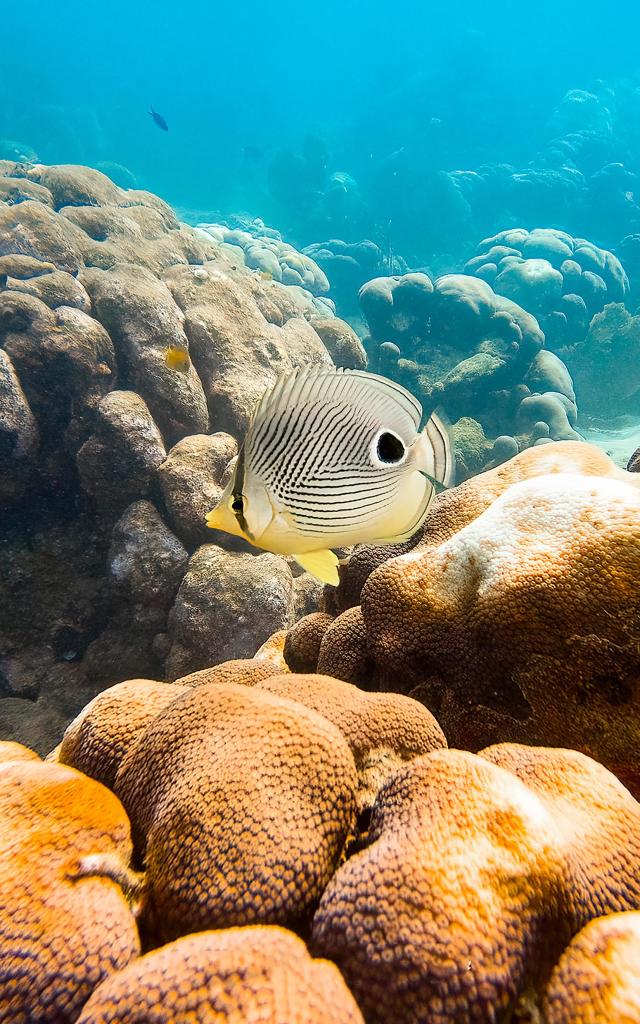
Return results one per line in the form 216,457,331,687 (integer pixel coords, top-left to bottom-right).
287,441,640,777
57,677,189,789
302,237,408,313
465,227,628,346
59,666,446,822
254,672,447,816
543,911,640,1023
358,270,580,478
0,756,140,1023
196,222,331,299
7,657,640,1023
113,682,358,943
311,744,640,1024
567,301,640,418
76,926,364,1024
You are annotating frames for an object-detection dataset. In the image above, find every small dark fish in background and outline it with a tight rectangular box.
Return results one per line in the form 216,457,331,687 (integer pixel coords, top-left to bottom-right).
149,106,168,131
243,145,263,161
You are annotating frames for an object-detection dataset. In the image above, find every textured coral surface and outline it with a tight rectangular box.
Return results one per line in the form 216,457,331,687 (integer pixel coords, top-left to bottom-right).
312,744,640,1024
543,912,640,1023
0,161,351,753
287,442,640,777
2,159,640,1024
114,682,357,942
0,758,140,1023
76,926,364,1023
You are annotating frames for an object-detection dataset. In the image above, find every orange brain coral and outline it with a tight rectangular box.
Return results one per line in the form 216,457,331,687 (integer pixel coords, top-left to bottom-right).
175,657,281,688
255,672,446,814
0,740,40,763
283,613,335,673
114,682,357,942
0,760,140,1023
357,464,640,767
58,678,188,788
332,439,637,612
543,912,640,1023
76,926,364,1023
311,744,640,1024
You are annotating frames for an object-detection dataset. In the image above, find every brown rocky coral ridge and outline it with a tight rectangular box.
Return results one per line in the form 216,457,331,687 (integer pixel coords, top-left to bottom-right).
75,926,364,1024
0,160,357,754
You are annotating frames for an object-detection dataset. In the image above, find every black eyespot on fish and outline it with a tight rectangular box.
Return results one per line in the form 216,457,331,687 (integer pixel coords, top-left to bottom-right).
231,497,244,512
376,431,406,464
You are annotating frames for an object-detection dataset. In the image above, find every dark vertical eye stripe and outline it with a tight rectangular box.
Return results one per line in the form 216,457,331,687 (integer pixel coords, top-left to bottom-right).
231,444,253,538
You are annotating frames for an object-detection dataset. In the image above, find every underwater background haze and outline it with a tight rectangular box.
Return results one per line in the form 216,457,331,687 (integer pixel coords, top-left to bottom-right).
5,0,640,260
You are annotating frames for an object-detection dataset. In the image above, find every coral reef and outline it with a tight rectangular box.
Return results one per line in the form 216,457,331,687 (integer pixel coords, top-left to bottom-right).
302,238,408,313
58,678,189,789
465,228,629,348
358,270,580,477
282,442,640,779
616,233,640,310
543,912,640,1023
195,222,332,299
76,927,364,1024
566,302,640,419
5,42,640,1024
0,161,361,753
6,657,640,1023
0,755,140,1022
266,142,369,244
253,672,447,815
311,744,640,1024
113,682,357,942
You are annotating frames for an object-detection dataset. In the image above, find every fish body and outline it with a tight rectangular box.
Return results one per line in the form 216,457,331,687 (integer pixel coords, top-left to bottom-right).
149,107,168,131
165,345,191,373
206,367,453,584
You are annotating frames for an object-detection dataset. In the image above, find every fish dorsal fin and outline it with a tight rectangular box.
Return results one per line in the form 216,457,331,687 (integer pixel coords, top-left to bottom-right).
248,366,423,441
293,548,340,585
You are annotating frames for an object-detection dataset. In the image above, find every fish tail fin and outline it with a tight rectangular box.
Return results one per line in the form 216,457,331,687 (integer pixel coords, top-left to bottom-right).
415,407,455,490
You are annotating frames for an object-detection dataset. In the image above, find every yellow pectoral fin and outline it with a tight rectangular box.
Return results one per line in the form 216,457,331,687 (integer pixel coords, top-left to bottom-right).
294,549,340,586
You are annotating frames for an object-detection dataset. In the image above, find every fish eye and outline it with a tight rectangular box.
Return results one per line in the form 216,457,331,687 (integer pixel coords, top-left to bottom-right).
376,431,406,464
231,497,244,513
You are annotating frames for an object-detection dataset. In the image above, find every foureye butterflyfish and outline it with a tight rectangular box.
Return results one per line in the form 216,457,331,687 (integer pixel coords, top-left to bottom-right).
206,366,454,585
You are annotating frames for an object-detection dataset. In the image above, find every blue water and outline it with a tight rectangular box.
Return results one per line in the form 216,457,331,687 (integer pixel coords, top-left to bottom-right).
5,0,640,259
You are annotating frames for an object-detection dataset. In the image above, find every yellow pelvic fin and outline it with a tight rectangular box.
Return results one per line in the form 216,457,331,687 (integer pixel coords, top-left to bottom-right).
293,549,340,586
205,506,225,529
205,503,245,540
